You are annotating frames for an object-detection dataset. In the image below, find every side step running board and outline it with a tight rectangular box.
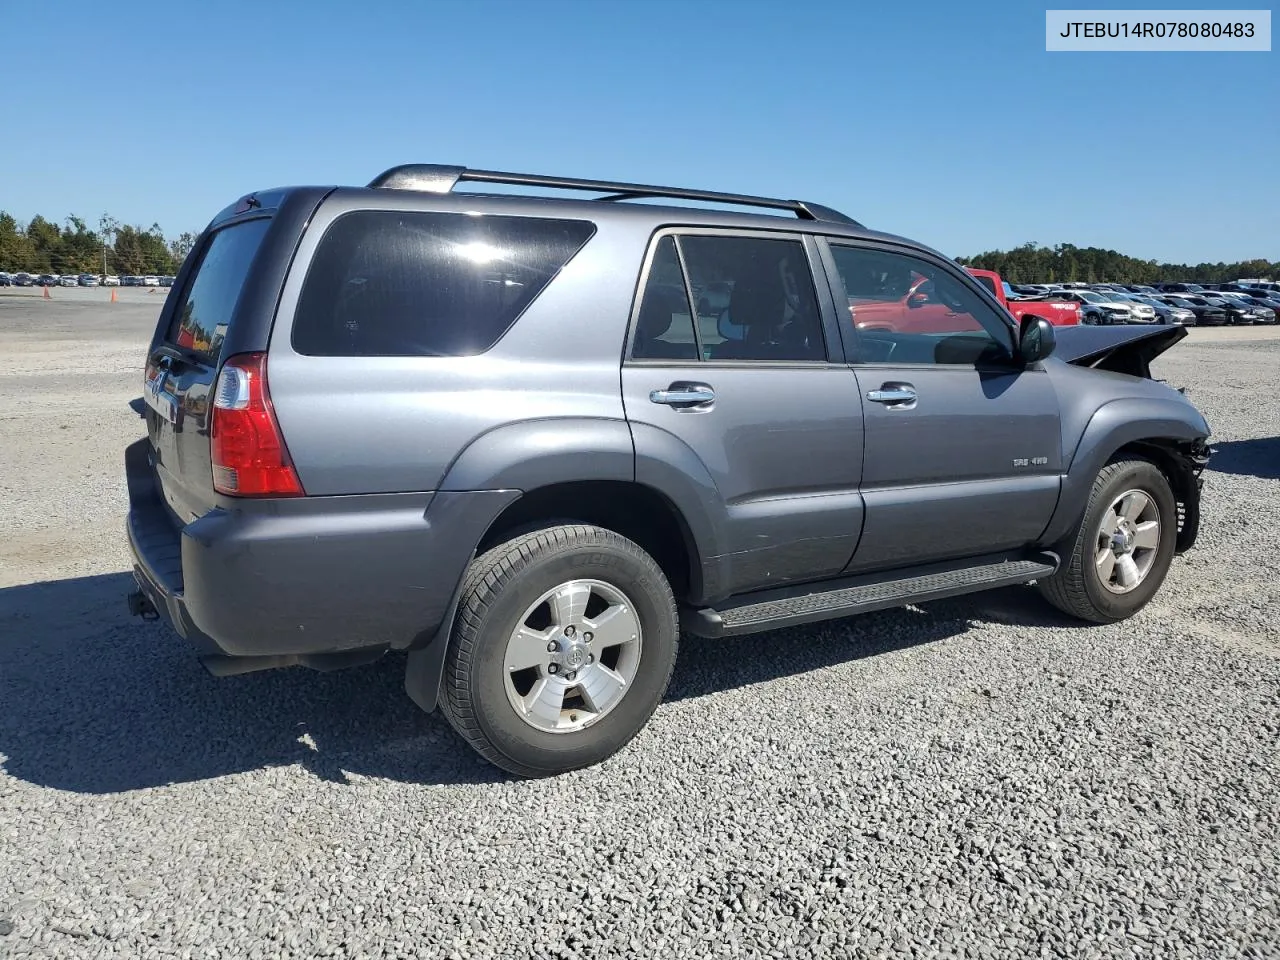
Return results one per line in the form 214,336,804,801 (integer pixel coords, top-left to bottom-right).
683,556,1057,639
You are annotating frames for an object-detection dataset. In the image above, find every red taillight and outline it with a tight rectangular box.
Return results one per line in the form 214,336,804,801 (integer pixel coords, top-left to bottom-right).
210,352,304,497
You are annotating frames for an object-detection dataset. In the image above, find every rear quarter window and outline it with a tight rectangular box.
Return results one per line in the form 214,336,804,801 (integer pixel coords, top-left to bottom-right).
166,218,272,364
290,210,596,357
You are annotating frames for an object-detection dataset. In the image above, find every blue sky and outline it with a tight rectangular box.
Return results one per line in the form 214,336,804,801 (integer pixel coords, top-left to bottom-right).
3,0,1275,263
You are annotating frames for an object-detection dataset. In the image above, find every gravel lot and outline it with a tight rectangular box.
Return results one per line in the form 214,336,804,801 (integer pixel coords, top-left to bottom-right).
1,290,1277,959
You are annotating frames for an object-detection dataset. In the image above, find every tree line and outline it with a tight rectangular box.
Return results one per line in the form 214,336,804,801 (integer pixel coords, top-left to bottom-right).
4,214,1274,286
956,242,1277,285
0,212,197,276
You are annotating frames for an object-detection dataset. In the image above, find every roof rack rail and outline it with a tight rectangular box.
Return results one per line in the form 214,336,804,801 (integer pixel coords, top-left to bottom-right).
366,164,863,227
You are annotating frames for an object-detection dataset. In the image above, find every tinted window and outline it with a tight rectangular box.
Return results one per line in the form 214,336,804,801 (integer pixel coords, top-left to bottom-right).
972,274,997,296
677,235,825,362
292,211,595,357
166,218,271,364
829,245,1013,365
631,237,698,361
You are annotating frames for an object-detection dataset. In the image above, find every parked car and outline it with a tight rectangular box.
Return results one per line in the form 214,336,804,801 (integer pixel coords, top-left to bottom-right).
78,274,99,287
1235,278,1279,293
101,275,121,286
159,276,175,287
1155,282,1206,295
123,163,1212,777
1235,292,1280,318
1159,296,1229,326
0,272,11,287
1104,293,1159,324
141,275,161,287
1128,295,1193,325
1202,296,1262,325
1213,292,1275,324
121,276,141,287
1047,289,1133,325
57,275,78,287
36,274,58,286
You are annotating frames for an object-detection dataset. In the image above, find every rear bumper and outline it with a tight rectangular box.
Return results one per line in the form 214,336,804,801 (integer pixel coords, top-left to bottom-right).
124,438,519,661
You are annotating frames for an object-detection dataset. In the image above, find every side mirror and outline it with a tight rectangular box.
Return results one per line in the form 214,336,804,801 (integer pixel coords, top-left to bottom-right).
906,292,929,309
1018,315,1056,364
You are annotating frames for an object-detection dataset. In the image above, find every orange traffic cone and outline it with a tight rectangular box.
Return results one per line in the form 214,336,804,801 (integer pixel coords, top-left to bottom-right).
110,288,118,303
42,285,50,300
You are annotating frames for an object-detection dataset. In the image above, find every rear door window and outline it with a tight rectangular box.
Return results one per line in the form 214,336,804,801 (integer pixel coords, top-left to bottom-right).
678,235,827,362
291,211,596,357
166,218,272,364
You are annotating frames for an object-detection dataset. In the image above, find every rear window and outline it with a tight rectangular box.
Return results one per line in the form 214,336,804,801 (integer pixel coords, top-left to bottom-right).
291,210,596,357
166,218,271,364
971,274,997,296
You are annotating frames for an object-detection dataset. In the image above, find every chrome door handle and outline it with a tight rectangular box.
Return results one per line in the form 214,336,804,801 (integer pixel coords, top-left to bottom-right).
650,385,715,407
866,386,917,406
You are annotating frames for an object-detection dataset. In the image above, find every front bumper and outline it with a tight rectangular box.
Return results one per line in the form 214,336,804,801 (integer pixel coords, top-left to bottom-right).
1173,437,1210,554
124,438,518,662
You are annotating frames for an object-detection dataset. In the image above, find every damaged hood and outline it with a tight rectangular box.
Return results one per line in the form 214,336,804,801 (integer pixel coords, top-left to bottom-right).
1052,323,1187,372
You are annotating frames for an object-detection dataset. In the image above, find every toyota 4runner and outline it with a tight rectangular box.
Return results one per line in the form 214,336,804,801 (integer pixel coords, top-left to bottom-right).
126,164,1211,777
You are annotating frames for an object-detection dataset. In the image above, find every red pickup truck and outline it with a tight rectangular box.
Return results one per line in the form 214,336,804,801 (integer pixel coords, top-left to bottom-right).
845,266,1081,336
964,268,1081,327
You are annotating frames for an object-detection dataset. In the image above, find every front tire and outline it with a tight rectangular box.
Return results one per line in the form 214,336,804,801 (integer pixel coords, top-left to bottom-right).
1038,459,1178,624
439,524,678,777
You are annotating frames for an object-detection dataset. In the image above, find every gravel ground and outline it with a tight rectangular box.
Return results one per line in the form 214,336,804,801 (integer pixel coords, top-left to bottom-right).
0,295,1277,959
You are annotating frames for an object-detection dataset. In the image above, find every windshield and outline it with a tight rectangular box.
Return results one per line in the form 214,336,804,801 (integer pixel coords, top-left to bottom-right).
1078,292,1106,303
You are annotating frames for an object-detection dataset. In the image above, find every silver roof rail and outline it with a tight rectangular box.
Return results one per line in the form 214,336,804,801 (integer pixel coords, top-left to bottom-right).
367,164,863,226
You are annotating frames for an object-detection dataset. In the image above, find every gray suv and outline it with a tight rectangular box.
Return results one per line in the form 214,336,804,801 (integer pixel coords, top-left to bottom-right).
126,164,1211,777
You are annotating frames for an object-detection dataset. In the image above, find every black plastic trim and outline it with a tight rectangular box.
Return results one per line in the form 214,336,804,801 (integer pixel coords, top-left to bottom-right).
682,552,1058,638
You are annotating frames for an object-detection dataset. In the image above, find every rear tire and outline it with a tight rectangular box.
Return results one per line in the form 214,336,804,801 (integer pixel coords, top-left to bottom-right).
1038,459,1178,624
439,524,678,777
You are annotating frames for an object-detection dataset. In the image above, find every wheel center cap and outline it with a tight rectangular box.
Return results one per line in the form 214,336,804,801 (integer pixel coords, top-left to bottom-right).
1113,521,1135,553
560,640,588,671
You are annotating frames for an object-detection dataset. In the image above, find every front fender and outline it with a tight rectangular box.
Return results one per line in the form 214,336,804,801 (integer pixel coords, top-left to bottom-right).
1038,396,1210,549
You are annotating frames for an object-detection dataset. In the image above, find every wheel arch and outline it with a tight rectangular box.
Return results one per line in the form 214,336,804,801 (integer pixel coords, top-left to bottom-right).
474,479,705,603
1108,438,1207,554
407,474,715,718
1038,397,1210,552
